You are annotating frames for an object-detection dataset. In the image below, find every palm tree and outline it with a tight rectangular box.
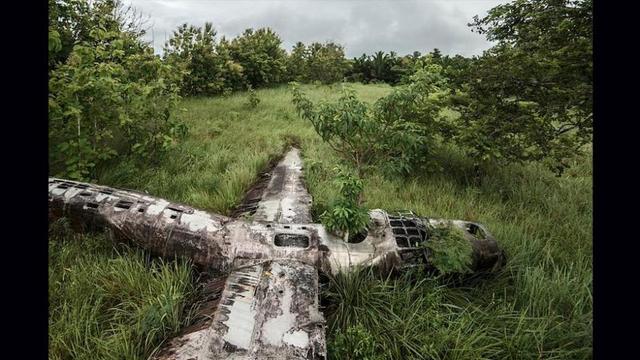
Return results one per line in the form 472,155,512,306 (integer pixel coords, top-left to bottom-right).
371,51,389,81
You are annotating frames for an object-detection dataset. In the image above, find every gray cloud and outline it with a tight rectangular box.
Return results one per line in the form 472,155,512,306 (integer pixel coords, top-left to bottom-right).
126,0,509,58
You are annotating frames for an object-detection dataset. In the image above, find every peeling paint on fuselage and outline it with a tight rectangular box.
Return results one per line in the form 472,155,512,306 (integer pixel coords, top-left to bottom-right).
219,265,261,349
261,263,308,348
252,148,312,225
48,148,504,360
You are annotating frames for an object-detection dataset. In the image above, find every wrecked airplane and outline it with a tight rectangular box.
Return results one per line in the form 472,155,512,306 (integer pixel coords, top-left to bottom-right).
48,148,505,360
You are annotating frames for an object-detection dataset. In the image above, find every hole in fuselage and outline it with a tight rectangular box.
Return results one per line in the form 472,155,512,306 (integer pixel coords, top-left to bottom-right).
348,228,368,243
466,223,486,239
274,233,309,248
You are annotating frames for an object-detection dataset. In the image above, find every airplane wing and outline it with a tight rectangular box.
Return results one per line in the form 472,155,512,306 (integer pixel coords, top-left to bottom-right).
152,148,325,359
48,177,232,269
232,147,313,224
153,259,326,360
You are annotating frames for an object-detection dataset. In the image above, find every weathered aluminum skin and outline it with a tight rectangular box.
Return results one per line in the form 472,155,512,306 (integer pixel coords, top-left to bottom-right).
154,260,325,360
48,148,504,360
251,147,313,224
48,177,232,270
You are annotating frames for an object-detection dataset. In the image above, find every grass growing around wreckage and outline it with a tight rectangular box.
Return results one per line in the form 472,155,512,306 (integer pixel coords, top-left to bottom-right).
48,220,197,360
49,83,592,359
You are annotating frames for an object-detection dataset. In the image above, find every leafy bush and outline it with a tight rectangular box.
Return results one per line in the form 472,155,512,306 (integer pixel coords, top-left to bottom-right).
293,83,438,175
373,65,452,173
291,65,448,176
423,224,473,274
320,168,370,241
49,6,186,181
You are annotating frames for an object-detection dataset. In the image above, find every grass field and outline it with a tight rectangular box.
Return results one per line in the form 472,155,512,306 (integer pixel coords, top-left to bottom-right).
49,83,592,359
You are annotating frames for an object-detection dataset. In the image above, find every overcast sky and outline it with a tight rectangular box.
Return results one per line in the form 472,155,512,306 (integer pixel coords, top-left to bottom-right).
125,0,510,58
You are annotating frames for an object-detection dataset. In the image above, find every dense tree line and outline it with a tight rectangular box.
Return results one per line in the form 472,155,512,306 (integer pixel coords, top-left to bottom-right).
165,27,350,95
346,50,416,85
287,41,349,84
49,0,592,180
343,48,477,87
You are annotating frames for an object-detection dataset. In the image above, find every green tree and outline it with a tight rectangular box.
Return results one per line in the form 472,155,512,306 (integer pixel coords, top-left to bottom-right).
163,23,245,96
217,37,249,92
370,51,388,81
346,54,371,83
49,0,147,70
430,48,442,62
49,14,184,181
454,0,592,173
286,41,308,82
345,51,407,85
228,28,287,87
438,54,474,89
305,42,348,84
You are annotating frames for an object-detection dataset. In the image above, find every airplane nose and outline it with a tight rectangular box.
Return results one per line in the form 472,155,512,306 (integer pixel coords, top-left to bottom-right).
457,221,506,272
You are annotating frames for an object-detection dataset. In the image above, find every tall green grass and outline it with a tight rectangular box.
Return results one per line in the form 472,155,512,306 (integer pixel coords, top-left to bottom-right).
49,222,197,360
50,82,591,359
